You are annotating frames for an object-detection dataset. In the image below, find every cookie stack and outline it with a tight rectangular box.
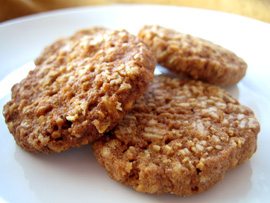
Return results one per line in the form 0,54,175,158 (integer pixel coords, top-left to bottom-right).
3,25,260,196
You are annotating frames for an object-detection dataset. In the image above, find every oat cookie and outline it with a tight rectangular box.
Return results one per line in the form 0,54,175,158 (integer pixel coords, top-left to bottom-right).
3,27,156,153
138,25,247,85
92,76,259,196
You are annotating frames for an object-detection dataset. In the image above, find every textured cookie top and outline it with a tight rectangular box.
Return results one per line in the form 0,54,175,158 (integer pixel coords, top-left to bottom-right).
3,27,156,153
92,76,260,196
138,25,247,85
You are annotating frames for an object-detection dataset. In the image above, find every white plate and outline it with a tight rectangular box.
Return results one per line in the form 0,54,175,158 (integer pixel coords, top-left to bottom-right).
0,5,270,203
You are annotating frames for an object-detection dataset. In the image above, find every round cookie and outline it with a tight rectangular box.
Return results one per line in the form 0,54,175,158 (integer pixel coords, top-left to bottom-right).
3,27,156,153
92,76,260,196
138,25,247,86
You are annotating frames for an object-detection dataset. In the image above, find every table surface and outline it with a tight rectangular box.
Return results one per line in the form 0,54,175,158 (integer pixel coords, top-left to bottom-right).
1,0,270,23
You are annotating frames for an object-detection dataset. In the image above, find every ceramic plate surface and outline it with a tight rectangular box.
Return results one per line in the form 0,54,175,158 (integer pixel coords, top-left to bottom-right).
0,5,270,203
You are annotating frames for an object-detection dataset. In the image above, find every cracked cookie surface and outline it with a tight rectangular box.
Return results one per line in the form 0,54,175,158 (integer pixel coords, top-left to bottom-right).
92,76,259,196
3,27,156,153
138,25,247,85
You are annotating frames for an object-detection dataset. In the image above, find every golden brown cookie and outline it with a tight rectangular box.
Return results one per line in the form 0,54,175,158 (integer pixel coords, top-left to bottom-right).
138,25,247,85
92,76,260,196
3,27,156,153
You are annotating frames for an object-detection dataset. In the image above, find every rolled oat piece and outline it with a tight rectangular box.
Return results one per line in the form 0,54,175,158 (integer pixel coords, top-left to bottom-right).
92,76,260,196
138,25,247,85
3,27,156,153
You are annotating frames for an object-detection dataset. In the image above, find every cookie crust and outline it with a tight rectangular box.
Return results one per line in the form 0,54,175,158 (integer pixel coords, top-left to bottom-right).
138,25,247,85
92,76,259,196
3,27,156,153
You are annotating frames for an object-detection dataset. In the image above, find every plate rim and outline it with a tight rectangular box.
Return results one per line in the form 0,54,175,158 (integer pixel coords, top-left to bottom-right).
1,4,270,28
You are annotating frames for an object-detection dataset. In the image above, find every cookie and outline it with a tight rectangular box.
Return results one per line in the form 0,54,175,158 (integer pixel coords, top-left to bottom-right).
92,76,260,196
3,27,156,153
138,25,247,85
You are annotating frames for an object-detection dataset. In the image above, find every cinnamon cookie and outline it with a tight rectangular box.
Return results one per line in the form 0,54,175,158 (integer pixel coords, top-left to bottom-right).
92,76,259,196
138,25,247,85
3,27,156,153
